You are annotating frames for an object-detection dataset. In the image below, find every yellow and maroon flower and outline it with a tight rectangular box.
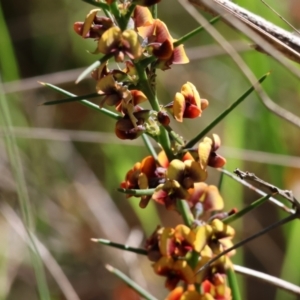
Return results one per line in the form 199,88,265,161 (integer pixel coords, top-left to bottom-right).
198,134,226,169
166,82,209,122
153,256,195,290
96,73,147,115
145,225,164,262
74,9,114,39
134,6,189,69
121,155,157,190
152,180,190,210
201,274,232,300
189,182,224,214
167,289,215,300
120,155,159,206
165,286,210,300
151,158,207,209
97,27,142,61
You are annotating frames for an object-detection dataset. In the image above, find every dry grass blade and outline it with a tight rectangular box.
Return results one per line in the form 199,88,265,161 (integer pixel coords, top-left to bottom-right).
0,203,81,300
234,265,300,295
188,0,300,64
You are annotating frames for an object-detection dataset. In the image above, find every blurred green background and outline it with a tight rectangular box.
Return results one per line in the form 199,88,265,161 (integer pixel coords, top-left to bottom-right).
1,0,300,299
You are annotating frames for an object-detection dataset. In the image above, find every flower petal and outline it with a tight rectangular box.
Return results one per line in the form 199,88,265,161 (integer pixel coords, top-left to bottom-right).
198,137,213,169
173,92,185,122
172,44,189,64
167,159,185,181
193,225,213,252
134,5,154,27
201,185,224,211
82,9,101,37
98,27,122,54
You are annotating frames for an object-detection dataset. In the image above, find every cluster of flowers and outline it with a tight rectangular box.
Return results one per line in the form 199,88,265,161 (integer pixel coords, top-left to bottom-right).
146,220,234,300
74,1,236,299
73,4,202,139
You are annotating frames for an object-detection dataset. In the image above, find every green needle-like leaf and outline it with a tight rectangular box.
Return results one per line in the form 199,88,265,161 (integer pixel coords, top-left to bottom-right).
174,16,220,48
76,53,113,83
223,194,271,224
227,267,242,300
91,238,147,255
42,92,101,106
142,134,158,162
184,73,269,149
41,82,120,120
123,3,136,28
117,188,155,196
106,264,159,300
150,4,157,19
176,199,194,227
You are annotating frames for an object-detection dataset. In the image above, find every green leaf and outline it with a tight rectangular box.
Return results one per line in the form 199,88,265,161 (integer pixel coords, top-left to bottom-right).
91,238,147,255
223,194,271,224
227,267,242,300
173,16,220,48
76,53,113,83
176,199,194,227
41,82,120,120
106,264,159,300
142,134,158,162
184,73,269,149
42,92,101,106
117,188,155,196
123,3,136,29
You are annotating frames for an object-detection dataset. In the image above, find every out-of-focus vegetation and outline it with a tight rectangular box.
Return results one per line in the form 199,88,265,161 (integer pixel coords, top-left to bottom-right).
1,0,300,299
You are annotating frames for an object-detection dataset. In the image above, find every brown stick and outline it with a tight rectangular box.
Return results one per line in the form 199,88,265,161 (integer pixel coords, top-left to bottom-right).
188,0,300,64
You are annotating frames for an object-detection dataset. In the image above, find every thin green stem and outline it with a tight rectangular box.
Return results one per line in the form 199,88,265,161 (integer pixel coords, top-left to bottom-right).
165,125,185,145
223,194,271,224
173,16,220,48
117,188,155,196
189,250,200,270
158,127,175,160
92,238,147,255
134,62,159,111
124,3,136,28
184,73,269,149
227,267,242,300
217,167,225,190
142,134,158,162
176,199,194,227
150,4,158,19
106,264,159,300
76,53,113,83
139,56,157,69
41,82,120,120
134,62,174,160
42,92,101,106
110,1,126,30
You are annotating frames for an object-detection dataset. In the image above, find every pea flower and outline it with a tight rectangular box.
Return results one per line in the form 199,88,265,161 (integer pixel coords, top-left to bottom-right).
153,256,195,290
134,6,189,69
198,134,226,169
97,27,143,61
166,82,209,122
120,155,160,206
73,9,113,39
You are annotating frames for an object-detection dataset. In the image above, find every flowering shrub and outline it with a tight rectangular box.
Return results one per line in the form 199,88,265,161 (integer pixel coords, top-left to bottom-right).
43,0,300,299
